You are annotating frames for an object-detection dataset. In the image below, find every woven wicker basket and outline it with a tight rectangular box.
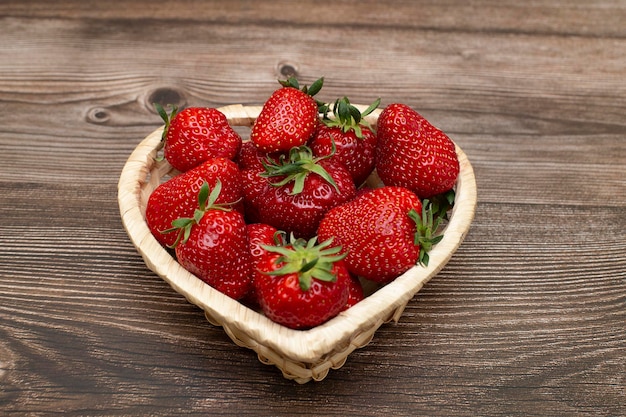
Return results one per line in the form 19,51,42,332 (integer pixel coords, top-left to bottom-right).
118,104,477,383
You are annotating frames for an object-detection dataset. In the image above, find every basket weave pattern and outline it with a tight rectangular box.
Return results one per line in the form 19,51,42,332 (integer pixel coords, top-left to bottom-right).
118,104,477,383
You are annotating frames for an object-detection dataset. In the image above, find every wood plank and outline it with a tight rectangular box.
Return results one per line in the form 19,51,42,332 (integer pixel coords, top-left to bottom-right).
1,221,624,414
1,0,625,38
1,14,624,114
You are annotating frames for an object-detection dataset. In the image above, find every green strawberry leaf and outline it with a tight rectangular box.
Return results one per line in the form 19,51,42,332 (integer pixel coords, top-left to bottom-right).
409,198,449,267
160,180,234,248
348,103,361,125
429,189,456,221
278,76,324,97
279,77,300,89
154,102,178,142
261,235,346,292
261,145,339,195
306,77,324,97
361,98,381,118
321,97,380,139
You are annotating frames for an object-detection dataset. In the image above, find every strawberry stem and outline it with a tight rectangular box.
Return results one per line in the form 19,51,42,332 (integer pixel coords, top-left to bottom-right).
160,180,234,248
408,189,456,266
154,102,178,142
278,76,324,98
261,145,339,195
409,200,444,267
429,189,456,221
321,97,380,138
261,235,345,291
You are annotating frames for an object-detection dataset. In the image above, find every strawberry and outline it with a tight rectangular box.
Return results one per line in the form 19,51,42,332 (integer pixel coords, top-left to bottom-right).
344,274,365,310
235,141,266,171
235,140,284,171
250,77,323,153
247,223,284,263
317,186,444,283
166,181,252,300
375,103,459,198
145,158,243,248
242,223,285,307
253,235,350,329
240,168,268,225
310,97,380,186
156,104,242,172
242,146,356,239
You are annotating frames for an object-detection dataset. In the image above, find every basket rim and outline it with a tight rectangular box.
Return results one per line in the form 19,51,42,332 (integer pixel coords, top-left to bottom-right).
117,104,477,364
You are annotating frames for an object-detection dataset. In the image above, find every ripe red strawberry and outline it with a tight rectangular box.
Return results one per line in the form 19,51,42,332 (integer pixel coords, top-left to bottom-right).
242,223,285,307
247,223,283,262
376,103,459,198
235,140,284,171
156,104,242,172
145,158,243,248
242,146,356,239
344,274,364,310
250,77,323,153
318,186,444,283
167,181,252,300
310,97,380,186
253,236,350,329
235,141,265,171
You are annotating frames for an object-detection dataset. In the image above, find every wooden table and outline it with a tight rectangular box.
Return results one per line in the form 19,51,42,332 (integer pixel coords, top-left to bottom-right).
1,1,624,415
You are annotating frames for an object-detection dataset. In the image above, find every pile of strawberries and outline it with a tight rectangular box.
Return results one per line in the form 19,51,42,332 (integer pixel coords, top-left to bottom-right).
146,77,460,330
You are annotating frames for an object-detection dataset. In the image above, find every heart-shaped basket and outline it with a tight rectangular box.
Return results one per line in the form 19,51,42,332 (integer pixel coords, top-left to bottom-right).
118,104,477,383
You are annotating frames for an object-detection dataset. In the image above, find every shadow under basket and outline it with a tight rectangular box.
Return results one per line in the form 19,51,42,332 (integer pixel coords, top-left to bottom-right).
117,104,478,384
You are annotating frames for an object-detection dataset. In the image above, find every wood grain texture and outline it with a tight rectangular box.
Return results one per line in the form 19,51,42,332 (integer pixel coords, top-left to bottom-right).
0,0,624,415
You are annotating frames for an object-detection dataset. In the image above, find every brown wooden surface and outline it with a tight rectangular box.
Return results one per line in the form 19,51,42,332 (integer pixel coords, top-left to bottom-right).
1,1,624,415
